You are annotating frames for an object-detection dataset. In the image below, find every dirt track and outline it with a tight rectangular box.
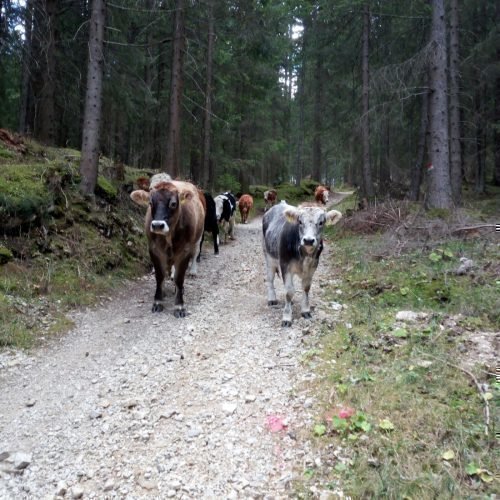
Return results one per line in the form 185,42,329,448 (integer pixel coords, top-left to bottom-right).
0,213,345,499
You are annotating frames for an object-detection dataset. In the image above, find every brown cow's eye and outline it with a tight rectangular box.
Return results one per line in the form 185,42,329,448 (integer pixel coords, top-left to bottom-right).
170,201,177,209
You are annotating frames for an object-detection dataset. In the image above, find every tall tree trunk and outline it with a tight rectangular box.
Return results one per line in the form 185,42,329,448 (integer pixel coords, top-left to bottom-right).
409,86,429,201
18,0,34,133
201,0,214,188
312,9,322,182
295,19,307,186
361,3,375,198
35,0,57,145
79,0,106,197
493,1,500,186
152,37,168,169
448,0,462,204
0,0,11,124
142,0,155,169
164,0,186,178
286,24,293,182
474,86,486,193
379,117,391,192
295,59,305,186
426,0,453,209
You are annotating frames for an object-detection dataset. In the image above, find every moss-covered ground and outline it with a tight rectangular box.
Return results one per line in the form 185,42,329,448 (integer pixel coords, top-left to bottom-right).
0,138,150,348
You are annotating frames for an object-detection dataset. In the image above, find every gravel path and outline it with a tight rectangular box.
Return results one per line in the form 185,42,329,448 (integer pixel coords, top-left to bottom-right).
0,214,344,499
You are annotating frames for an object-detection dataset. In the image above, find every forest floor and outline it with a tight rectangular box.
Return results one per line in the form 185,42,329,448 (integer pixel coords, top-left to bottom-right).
0,212,347,499
1,186,498,499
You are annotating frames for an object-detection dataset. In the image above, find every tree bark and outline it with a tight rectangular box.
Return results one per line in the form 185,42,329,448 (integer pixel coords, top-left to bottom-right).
474,86,486,193
448,0,462,204
409,85,429,201
295,18,307,186
426,0,453,209
312,9,323,183
35,0,57,145
494,1,500,186
79,0,106,197
361,3,375,198
18,0,34,134
201,0,214,188
164,0,186,178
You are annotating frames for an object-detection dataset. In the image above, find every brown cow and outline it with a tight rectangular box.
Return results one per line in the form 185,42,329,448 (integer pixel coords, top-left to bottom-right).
264,189,277,211
238,194,253,224
130,180,205,317
314,185,330,205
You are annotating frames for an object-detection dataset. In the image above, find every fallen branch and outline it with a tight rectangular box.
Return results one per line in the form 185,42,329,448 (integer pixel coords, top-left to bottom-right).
451,224,496,233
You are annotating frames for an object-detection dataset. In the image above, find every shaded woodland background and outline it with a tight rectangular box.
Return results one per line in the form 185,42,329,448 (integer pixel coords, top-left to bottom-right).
0,0,498,206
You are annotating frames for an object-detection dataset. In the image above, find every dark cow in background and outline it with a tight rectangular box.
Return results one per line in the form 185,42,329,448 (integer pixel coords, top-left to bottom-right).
264,189,278,211
197,191,219,262
262,201,342,326
130,180,205,317
314,185,330,205
238,194,253,224
214,192,236,242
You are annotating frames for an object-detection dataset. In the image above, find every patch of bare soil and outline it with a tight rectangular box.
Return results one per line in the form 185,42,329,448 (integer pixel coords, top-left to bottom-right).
0,215,344,499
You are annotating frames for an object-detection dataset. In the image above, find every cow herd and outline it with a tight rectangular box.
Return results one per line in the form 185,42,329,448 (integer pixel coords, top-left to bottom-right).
130,177,340,326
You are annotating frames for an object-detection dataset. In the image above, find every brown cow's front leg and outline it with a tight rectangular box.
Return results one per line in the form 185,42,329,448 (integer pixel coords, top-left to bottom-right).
150,249,165,313
173,257,190,318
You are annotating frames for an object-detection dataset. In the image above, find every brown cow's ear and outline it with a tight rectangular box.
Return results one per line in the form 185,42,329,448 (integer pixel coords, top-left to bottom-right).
130,190,151,207
326,210,342,226
180,191,193,205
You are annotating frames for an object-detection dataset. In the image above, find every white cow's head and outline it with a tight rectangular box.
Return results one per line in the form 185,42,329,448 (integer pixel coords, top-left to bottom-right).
214,195,226,222
284,206,341,254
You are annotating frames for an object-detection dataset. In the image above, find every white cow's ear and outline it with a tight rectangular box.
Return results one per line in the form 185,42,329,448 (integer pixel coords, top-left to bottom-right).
326,210,342,225
130,190,151,207
284,207,299,223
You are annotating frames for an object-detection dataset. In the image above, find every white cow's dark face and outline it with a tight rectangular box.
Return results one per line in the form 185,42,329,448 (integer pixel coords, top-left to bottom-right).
150,189,179,235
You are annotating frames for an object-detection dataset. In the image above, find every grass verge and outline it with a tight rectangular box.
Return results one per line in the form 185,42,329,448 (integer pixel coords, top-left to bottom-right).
296,211,499,498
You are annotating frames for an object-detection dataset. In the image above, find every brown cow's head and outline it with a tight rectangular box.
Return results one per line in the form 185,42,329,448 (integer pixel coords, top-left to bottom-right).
130,182,194,235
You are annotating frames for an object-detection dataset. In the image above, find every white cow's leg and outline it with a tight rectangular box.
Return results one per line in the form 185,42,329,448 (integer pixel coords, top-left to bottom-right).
301,276,313,319
282,271,295,327
265,254,278,306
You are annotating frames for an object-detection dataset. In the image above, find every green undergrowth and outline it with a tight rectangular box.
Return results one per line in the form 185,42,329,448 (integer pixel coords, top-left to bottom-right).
298,220,499,498
0,143,151,348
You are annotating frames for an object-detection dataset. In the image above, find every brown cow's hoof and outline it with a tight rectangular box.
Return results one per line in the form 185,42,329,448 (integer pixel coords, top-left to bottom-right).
174,308,186,318
268,300,278,306
152,303,164,313
281,320,292,327
301,312,312,319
